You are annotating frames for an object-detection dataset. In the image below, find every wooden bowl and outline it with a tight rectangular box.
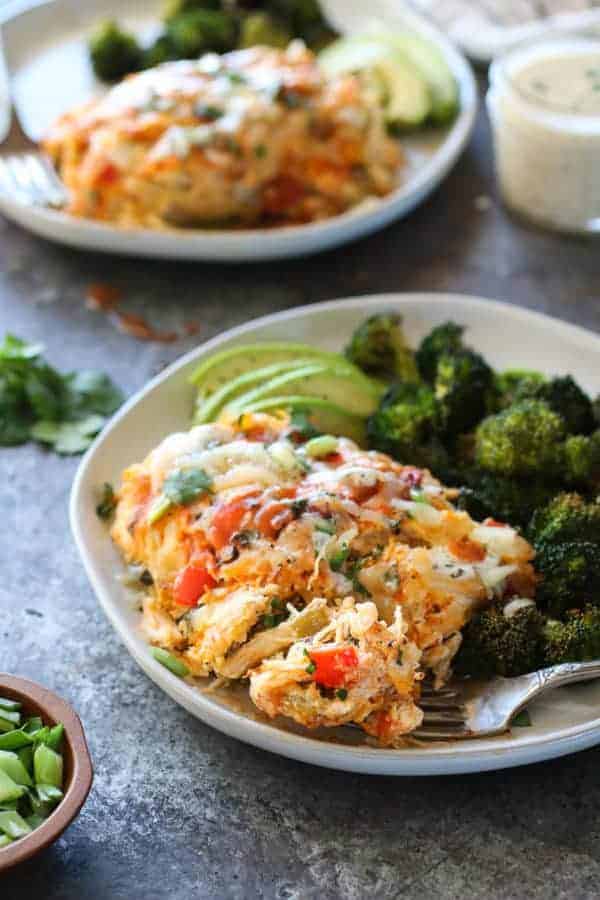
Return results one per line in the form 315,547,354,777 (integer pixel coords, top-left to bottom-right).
0,674,93,872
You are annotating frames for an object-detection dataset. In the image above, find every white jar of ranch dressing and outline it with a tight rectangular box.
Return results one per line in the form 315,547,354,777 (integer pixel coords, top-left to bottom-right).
487,38,600,234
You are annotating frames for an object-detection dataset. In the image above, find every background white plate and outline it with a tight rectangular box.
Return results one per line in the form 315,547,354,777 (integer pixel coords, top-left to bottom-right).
0,0,477,261
71,293,600,775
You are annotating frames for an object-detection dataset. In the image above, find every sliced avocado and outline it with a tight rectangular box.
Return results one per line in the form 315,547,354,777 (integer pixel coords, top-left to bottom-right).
230,395,367,444
190,342,374,402
367,29,459,124
194,358,319,424
225,362,383,419
319,36,431,128
373,57,431,129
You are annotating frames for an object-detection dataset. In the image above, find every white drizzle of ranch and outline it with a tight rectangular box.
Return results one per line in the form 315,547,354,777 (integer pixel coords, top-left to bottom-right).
515,51,600,115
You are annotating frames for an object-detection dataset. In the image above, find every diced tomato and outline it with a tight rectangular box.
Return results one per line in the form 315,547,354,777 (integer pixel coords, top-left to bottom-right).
309,645,359,688
255,501,293,539
448,537,486,563
485,518,506,528
323,452,344,466
96,162,120,185
173,563,216,607
208,491,259,550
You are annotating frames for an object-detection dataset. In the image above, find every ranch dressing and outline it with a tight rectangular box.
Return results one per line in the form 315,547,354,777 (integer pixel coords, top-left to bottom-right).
487,39,600,234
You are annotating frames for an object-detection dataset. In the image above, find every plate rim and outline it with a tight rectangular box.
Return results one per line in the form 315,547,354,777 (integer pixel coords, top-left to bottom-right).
70,292,600,775
0,0,478,261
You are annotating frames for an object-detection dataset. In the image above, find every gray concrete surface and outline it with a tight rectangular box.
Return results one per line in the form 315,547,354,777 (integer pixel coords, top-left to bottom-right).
2,86,600,900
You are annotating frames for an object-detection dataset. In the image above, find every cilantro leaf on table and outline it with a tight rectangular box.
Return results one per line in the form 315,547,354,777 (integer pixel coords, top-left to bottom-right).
0,334,124,454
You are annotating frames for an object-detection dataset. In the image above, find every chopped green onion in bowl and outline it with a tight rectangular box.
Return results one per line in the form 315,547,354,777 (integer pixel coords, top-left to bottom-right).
0,697,65,848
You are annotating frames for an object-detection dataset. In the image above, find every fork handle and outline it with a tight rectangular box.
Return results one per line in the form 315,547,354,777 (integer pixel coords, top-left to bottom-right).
533,660,600,693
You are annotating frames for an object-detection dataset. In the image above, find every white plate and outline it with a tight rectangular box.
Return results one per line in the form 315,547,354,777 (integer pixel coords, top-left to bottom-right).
70,293,600,775
0,0,477,261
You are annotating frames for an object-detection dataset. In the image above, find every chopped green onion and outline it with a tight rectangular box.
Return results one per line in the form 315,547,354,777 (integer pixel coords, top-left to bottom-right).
0,833,12,847
17,745,33,774
152,647,190,678
305,661,316,675
0,810,32,839
314,517,336,535
0,770,25,804
33,744,63,789
328,544,350,572
22,716,43,735
304,435,338,458
44,724,64,752
0,698,21,713
0,730,33,752
36,784,64,805
0,751,33,787
336,689,348,700
147,494,173,525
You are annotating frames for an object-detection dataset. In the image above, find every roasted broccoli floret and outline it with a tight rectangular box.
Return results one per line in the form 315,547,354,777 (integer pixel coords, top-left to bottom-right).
535,541,600,617
239,12,292,48
345,314,418,382
434,349,495,436
415,321,464,383
89,20,143,82
367,382,452,476
457,472,558,529
142,34,179,69
533,376,595,436
564,431,600,489
454,601,545,679
474,400,565,477
495,368,546,409
165,9,237,57
529,492,600,546
543,606,600,665
163,0,221,18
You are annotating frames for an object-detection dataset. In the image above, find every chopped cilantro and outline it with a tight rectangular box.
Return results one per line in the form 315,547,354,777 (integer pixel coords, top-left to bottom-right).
288,410,320,441
328,545,350,572
96,482,117,520
336,688,348,700
0,334,123,454
163,467,213,505
254,144,268,158
305,661,316,675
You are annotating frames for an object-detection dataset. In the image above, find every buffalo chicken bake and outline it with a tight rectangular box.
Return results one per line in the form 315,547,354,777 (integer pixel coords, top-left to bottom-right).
44,43,401,229
110,412,536,746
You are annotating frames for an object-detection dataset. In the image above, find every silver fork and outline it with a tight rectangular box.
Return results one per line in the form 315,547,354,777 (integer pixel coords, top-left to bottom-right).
0,101,68,209
416,661,600,740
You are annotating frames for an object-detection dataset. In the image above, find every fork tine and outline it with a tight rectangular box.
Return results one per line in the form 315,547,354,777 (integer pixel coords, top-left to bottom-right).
6,155,43,203
0,156,34,204
413,725,472,740
22,154,64,206
419,695,464,710
28,154,69,206
420,708,467,725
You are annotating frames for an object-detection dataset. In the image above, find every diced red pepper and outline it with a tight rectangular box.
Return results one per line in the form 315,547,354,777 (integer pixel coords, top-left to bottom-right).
208,491,259,550
173,563,216,607
96,162,121,185
309,645,359,688
255,501,293,539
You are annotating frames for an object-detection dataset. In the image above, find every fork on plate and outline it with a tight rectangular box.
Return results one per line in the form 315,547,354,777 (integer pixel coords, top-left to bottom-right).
0,101,68,209
416,660,600,740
